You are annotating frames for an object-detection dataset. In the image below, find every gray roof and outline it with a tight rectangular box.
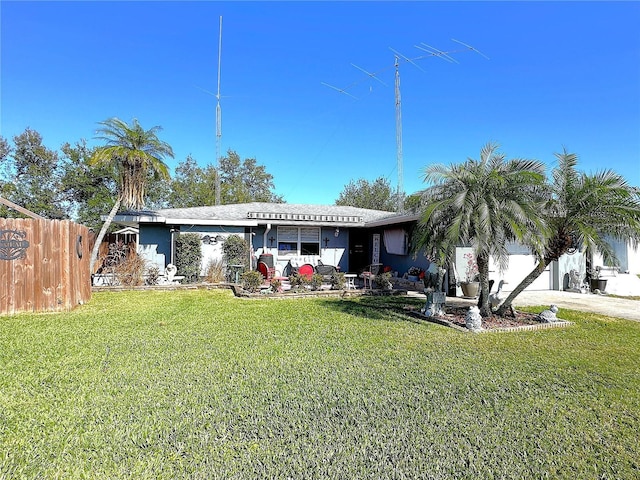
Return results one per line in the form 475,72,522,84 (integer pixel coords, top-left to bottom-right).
113,202,402,228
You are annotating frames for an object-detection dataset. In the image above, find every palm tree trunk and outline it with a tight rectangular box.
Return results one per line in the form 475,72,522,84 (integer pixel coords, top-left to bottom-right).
495,257,551,316
477,253,492,317
89,198,122,274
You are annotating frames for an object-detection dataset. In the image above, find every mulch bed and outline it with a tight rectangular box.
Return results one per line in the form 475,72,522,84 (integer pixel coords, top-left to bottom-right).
402,304,551,332
436,306,543,330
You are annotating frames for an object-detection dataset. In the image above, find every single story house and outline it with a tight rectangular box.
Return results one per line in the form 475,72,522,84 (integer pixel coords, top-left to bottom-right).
110,201,627,294
111,202,418,279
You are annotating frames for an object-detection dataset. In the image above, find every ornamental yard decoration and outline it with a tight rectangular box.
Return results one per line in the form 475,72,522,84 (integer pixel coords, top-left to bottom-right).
0,229,29,260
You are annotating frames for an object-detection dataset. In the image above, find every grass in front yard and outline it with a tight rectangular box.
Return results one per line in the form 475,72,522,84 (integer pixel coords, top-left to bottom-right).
1,290,639,479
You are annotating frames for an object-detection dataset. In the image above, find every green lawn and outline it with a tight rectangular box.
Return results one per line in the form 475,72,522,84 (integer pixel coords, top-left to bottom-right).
1,289,639,479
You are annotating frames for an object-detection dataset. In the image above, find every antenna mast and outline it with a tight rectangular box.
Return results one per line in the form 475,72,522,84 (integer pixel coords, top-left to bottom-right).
323,40,488,213
215,15,223,205
394,56,403,213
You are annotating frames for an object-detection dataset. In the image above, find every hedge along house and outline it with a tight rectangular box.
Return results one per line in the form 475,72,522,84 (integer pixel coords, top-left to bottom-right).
110,202,412,279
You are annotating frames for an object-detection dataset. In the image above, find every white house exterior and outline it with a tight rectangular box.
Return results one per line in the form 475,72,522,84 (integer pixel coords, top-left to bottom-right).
591,237,640,275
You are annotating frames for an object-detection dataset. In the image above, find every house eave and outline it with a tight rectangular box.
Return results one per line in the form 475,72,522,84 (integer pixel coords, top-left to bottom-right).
110,214,167,227
365,213,420,228
169,219,259,227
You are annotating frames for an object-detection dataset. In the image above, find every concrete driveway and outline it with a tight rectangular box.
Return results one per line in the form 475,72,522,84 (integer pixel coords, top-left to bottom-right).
433,273,640,322
508,290,640,322
428,289,640,322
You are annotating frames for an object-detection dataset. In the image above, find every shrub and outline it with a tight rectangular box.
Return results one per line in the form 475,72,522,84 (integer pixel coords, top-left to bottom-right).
222,235,249,269
270,277,282,293
204,258,225,283
112,254,146,286
330,272,346,290
145,264,161,285
373,271,393,290
241,270,264,293
289,272,309,290
310,273,323,291
175,233,203,283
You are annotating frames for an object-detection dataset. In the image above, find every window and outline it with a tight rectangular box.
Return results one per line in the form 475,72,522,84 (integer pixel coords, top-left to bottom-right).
300,227,320,255
277,226,320,255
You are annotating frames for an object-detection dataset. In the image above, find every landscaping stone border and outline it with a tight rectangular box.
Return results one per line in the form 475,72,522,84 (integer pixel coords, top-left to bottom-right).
479,320,574,334
402,308,573,334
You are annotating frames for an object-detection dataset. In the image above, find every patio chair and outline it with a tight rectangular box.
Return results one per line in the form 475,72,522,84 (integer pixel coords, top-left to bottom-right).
315,263,338,281
360,263,382,289
257,261,276,281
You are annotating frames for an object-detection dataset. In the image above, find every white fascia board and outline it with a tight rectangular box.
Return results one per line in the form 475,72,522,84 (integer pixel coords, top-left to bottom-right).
365,214,420,228
168,219,259,227
266,221,365,227
108,214,166,224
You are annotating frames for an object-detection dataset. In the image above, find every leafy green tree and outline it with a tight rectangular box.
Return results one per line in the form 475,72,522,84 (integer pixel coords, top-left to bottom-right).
335,176,398,211
168,155,218,208
89,117,174,272
496,150,640,316
140,170,172,210
413,143,548,317
0,135,13,216
0,129,65,219
219,150,283,204
403,192,423,213
59,140,117,231
0,136,10,164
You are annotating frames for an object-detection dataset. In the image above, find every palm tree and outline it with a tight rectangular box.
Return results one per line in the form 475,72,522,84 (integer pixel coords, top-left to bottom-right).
495,150,640,316
413,143,548,317
89,118,174,273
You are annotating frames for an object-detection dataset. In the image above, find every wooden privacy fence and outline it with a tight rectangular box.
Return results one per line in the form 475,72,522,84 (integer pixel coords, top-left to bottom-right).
0,218,92,315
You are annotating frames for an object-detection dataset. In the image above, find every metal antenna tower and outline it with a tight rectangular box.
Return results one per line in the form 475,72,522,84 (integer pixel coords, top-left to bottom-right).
394,55,403,213
215,15,223,205
323,39,488,213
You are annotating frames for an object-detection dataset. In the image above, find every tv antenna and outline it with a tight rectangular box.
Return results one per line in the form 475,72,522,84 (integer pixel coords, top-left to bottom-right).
323,39,488,212
215,15,223,205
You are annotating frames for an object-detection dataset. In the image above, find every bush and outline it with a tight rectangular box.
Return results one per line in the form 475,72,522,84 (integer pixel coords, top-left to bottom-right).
310,273,323,291
175,233,203,283
288,272,309,290
222,235,249,269
270,277,282,293
145,264,161,285
330,272,346,290
373,271,393,290
112,254,146,286
204,258,225,283
241,270,264,293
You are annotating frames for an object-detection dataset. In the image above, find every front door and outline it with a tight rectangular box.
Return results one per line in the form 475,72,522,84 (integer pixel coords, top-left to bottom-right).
349,229,369,273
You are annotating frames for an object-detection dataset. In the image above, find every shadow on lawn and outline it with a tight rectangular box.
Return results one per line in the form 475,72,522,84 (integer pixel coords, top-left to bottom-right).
315,294,426,323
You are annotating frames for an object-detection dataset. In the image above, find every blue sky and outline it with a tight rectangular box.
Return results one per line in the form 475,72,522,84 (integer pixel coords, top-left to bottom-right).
2,1,639,206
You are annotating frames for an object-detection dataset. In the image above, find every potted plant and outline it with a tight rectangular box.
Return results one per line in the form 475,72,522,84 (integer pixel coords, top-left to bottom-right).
459,252,480,298
588,267,608,293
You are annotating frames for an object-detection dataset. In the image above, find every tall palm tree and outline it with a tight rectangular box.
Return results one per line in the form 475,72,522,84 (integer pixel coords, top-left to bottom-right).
89,117,174,273
413,142,548,317
496,150,640,316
